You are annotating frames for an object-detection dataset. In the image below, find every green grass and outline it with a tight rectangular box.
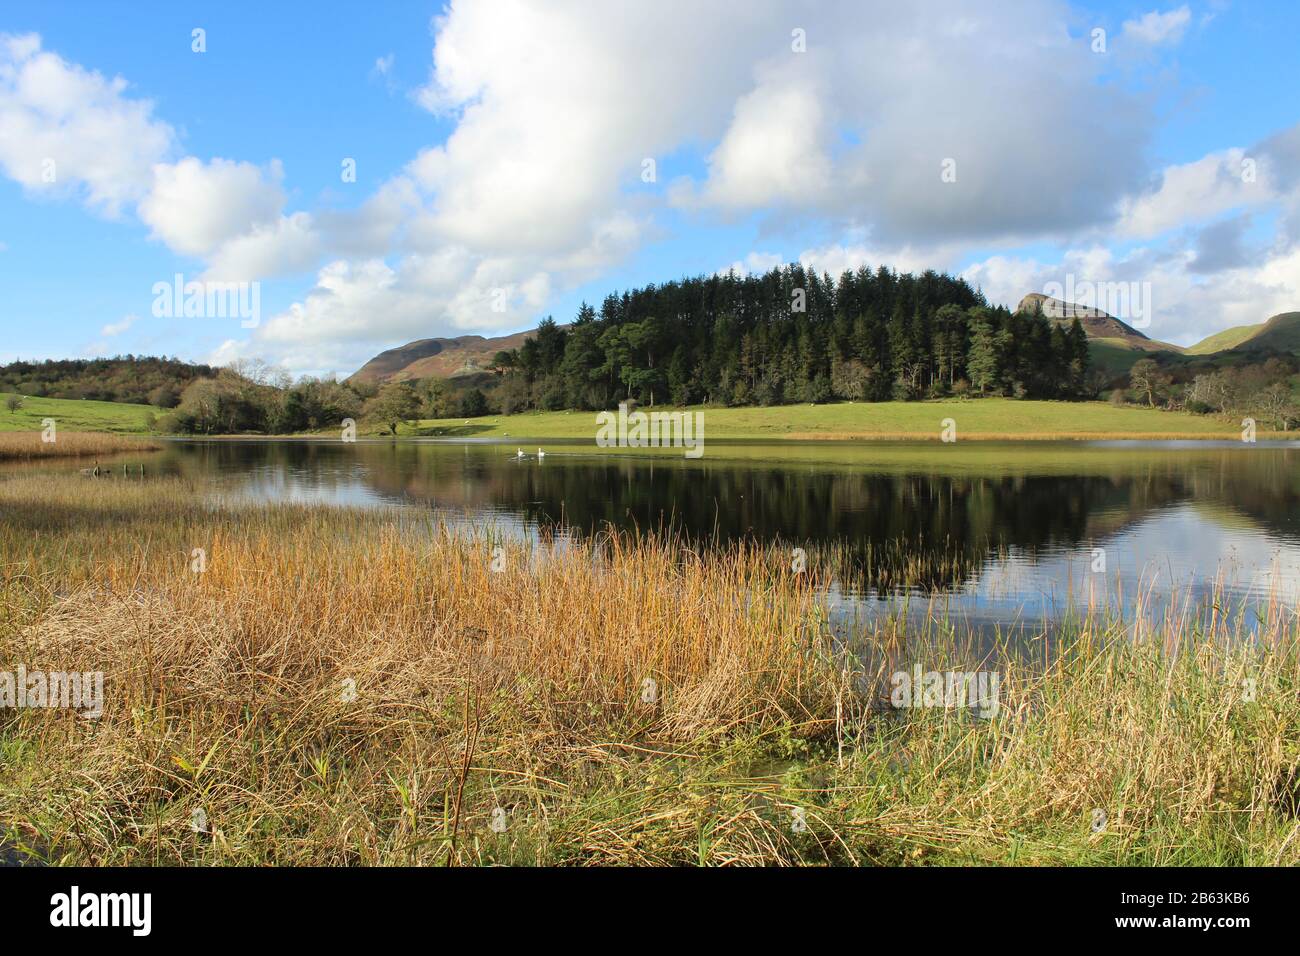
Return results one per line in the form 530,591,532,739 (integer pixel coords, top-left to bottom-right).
1238,311,1300,354
0,393,156,434
0,392,1272,444
1088,341,1153,377
1186,324,1266,355
407,398,1254,441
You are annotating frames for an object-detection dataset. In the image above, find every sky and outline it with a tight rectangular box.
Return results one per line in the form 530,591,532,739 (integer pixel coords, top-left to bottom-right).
1,0,1298,379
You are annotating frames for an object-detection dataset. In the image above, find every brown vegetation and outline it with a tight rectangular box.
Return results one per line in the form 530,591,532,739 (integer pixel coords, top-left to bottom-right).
0,431,159,461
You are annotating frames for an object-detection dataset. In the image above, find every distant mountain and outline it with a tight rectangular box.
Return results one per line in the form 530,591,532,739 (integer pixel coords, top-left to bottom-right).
1184,323,1266,355
1084,309,1300,378
1176,312,1300,358
1220,311,1300,354
349,328,549,386
1015,293,1182,354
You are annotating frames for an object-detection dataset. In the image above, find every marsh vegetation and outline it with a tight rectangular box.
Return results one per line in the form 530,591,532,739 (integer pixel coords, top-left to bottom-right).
1,474,1297,865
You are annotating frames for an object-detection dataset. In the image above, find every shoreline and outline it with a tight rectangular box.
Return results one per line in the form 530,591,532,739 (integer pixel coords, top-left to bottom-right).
158,430,1293,443
2,475,1296,866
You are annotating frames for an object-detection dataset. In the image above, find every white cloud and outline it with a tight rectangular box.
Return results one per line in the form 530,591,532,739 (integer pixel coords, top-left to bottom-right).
795,241,948,279
722,252,787,276
1122,7,1192,46
139,157,287,258
684,2,1152,242
406,0,767,257
0,35,321,282
962,240,1300,347
695,62,834,209
241,0,1162,372
237,251,554,373
0,32,174,215
371,54,397,92
725,242,944,279
100,314,137,337
203,212,322,282
1117,148,1270,237
8,11,1297,375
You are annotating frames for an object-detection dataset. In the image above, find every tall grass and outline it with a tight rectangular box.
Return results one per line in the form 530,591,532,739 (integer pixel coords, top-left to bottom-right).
1,475,1297,866
0,431,159,461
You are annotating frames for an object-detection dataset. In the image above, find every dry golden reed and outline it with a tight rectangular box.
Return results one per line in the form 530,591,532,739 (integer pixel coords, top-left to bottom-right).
1,474,1298,866
0,431,158,461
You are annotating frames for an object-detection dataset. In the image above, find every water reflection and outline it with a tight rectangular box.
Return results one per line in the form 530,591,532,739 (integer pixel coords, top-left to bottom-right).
44,438,1300,629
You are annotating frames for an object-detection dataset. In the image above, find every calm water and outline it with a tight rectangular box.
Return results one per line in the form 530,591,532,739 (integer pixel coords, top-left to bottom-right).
41,438,1300,634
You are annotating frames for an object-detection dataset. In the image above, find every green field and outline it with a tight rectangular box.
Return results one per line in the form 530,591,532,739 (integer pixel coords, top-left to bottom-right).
410,398,1255,441
0,393,156,434
0,393,1275,442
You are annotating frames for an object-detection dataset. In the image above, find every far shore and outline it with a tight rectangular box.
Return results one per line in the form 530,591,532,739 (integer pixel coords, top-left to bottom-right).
5,395,1294,444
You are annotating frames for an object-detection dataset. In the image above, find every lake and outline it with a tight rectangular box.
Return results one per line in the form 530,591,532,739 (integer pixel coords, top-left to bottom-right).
31,437,1300,637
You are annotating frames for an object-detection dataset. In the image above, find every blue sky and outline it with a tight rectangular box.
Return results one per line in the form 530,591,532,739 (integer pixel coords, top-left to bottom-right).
2,0,1298,377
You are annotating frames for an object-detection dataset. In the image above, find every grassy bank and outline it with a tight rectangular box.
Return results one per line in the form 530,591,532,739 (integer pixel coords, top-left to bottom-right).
411,398,1271,442
0,393,156,434
0,431,160,461
1,475,1297,865
2,393,1278,444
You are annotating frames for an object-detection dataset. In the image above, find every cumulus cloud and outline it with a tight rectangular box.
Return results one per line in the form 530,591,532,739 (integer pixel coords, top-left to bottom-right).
0,34,323,283
5,9,1297,375
695,61,834,210
1189,214,1254,274
0,32,174,215
962,239,1300,347
249,0,1165,371
1121,7,1192,46
407,0,773,256
138,157,287,257
1115,121,1300,258
133,157,326,281
685,2,1152,243
203,212,323,282
725,241,949,280
1117,148,1264,237
232,252,554,373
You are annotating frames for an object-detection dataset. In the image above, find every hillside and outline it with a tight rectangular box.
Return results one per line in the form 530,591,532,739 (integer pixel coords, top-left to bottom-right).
0,356,214,406
0,393,157,433
1228,311,1300,354
1185,323,1266,355
349,328,546,385
1015,293,1182,354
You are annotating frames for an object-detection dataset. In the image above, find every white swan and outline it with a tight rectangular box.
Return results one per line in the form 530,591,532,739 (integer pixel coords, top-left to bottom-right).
537,448,546,459
516,448,525,459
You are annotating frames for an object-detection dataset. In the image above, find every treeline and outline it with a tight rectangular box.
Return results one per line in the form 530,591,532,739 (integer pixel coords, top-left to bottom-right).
159,361,365,434
157,360,479,434
0,356,215,407
1125,355,1300,429
487,264,1092,412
